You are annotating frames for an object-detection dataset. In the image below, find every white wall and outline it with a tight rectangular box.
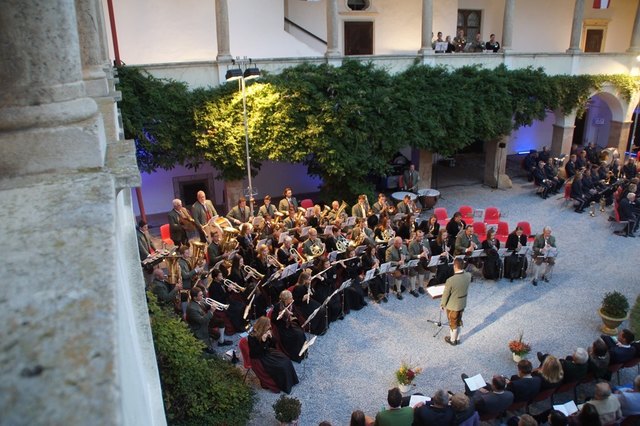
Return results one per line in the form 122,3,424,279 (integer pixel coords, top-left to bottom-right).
133,160,323,216
584,95,613,147
512,0,573,52
507,111,555,155
584,0,638,53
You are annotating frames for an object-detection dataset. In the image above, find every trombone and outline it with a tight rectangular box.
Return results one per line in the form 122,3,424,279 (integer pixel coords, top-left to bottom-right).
204,298,229,311
223,278,245,293
290,248,307,263
244,265,265,280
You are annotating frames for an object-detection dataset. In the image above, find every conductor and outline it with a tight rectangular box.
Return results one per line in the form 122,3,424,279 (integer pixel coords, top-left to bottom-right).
441,258,471,346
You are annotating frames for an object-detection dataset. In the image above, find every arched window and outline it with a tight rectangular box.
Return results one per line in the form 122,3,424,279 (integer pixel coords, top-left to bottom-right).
347,0,370,11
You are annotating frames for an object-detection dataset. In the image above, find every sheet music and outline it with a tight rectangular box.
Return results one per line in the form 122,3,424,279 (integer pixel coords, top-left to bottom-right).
468,249,485,258
544,247,558,258
257,238,267,247
323,225,333,235
306,207,314,217
344,216,356,227
328,250,339,262
517,246,530,255
339,279,351,291
427,255,442,267
299,335,317,357
379,262,392,274
280,263,299,279
426,285,445,299
463,374,486,392
300,226,311,237
393,213,406,222
354,245,367,256
409,395,431,408
497,248,510,257
434,41,448,52
553,401,578,417
364,268,377,282
402,259,419,268
278,231,290,244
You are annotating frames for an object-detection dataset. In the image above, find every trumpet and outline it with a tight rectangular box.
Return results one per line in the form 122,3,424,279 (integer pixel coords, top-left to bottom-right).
223,278,245,293
290,248,307,263
244,265,265,280
204,298,229,311
267,254,284,269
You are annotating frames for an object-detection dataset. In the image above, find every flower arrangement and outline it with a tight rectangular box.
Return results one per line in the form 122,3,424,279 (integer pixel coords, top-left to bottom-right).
395,361,423,385
508,332,531,356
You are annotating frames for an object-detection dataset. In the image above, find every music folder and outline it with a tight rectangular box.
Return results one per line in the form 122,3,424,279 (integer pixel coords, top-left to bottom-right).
427,256,442,267
545,247,558,258
354,245,367,256
278,231,290,244
280,263,299,279
409,395,431,408
300,226,311,237
379,262,393,274
517,246,530,255
426,285,445,299
323,225,333,236
364,268,377,282
344,216,356,227
402,259,419,268
497,248,511,257
328,250,339,262
463,374,487,392
468,249,485,258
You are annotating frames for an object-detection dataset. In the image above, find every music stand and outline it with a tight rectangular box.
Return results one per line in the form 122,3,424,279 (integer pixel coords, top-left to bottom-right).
298,334,317,378
426,285,448,337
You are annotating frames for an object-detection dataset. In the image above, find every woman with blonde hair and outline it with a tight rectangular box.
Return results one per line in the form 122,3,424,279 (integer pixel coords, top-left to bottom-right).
248,316,299,393
533,355,564,390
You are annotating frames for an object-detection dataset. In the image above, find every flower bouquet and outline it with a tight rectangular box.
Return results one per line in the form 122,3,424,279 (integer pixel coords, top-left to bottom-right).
508,332,531,361
395,361,422,392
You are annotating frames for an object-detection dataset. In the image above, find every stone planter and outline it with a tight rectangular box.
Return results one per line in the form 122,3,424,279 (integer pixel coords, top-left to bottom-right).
598,308,628,336
512,353,525,363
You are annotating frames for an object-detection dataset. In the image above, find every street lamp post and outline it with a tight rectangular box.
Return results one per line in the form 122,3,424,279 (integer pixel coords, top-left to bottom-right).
225,58,261,214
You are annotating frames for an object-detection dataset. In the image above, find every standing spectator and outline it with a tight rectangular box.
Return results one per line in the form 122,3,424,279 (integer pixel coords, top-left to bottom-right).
485,34,500,52
453,29,467,52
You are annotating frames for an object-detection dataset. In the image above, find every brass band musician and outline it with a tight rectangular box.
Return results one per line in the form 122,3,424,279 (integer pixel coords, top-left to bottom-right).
351,194,369,219
385,236,408,300
532,226,556,286
278,187,298,213
167,198,192,246
454,224,482,271
186,287,231,353
258,195,278,218
270,290,306,362
191,190,218,242
227,197,252,226
407,229,430,295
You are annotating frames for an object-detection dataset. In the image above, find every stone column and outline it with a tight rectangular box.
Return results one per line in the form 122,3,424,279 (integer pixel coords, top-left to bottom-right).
224,179,244,213
484,137,512,189
418,0,434,55
608,121,632,156
628,1,640,53
551,109,577,158
567,0,584,53
418,150,433,189
326,0,340,58
501,0,515,52
75,0,109,97
0,0,105,176
215,0,232,62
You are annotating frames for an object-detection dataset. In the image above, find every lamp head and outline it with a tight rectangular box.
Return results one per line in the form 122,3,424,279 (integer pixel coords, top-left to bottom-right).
243,66,261,80
225,68,242,82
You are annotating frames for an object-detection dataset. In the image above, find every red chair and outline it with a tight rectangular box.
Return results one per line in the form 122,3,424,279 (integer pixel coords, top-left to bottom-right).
300,198,314,209
516,221,535,241
495,221,509,243
160,224,174,246
398,175,405,190
472,221,487,237
434,207,449,226
459,205,474,222
238,337,280,392
484,207,500,225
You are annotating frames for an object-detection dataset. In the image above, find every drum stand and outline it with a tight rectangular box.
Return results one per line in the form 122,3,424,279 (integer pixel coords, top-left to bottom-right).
426,307,449,338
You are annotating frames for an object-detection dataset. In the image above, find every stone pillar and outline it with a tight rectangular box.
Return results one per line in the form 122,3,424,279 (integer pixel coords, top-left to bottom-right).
551,124,576,158
628,1,640,53
484,137,512,189
418,0,434,56
215,0,232,62
0,0,105,176
326,0,340,58
567,0,584,53
418,150,433,189
224,179,244,213
608,121,632,156
501,0,515,52
75,0,109,97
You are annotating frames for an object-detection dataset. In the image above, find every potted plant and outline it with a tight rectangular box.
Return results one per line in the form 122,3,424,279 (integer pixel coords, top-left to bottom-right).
395,361,423,393
273,394,302,426
508,332,531,362
599,291,630,335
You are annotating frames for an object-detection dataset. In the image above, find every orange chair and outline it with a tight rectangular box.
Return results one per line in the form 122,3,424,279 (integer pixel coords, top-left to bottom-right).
495,221,510,244
472,222,487,237
238,337,280,392
459,205,474,222
484,207,500,225
434,207,449,226
159,224,174,246
300,198,314,209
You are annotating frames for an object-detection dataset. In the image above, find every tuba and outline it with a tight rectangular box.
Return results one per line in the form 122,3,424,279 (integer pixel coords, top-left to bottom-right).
335,201,348,219
189,241,207,269
165,255,181,285
335,235,349,253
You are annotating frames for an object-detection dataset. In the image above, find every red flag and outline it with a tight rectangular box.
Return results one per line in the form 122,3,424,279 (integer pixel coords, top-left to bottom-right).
593,0,610,8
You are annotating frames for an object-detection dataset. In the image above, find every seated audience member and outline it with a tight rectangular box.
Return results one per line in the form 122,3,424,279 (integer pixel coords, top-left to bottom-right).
247,316,299,394
374,387,413,426
507,359,542,402
576,150,588,170
587,338,610,380
461,374,514,416
450,392,478,426
533,355,564,390
413,389,454,426
588,382,622,425
602,329,637,365
533,161,554,199
507,413,538,426
538,348,589,384
570,172,588,213
615,375,640,417
565,154,578,179
350,409,374,426
544,159,565,194
568,403,601,425
547,410,568,426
